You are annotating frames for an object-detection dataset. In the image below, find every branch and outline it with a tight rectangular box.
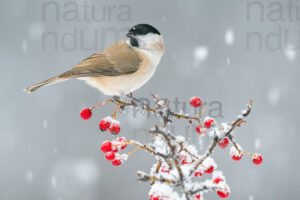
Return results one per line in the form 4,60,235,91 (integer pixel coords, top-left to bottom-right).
137,171,178,185
90,95,257,200
190,100,253,176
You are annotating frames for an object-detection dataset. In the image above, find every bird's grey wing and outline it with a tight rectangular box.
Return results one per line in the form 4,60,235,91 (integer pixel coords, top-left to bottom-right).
59,40,142,79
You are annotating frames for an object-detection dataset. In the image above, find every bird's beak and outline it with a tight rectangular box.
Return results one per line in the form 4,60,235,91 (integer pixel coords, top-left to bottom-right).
126,32,134,38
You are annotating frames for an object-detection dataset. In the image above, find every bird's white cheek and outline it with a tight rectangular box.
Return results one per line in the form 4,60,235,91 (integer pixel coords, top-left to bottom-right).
137,34,160,49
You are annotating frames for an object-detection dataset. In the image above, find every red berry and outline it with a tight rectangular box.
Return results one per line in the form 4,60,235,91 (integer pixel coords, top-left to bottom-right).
204,118,215,129
112,159,122,166
101,141,112,153
150,194,160,200
99,118,111,131
204,166,214,174
218,138,229,149
230,146,243,161
161,165,170,174
109,121,121,135
181,158,188,165
112,147,119,153
217,190,229,198
194,171,203,177
231,154,243,161
190,97,202,108
117,138,127,150
213,177,224,184
252,154,263,165
196,125,206,135
105,152,115,161
195,194,201,199
80,108,92,120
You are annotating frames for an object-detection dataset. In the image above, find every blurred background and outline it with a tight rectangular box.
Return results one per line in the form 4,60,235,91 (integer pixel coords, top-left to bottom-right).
1,0,299,199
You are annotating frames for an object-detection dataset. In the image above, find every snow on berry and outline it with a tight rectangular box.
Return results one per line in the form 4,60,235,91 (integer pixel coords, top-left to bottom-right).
109,119,121,135
195,125,206,135
110,153,128,166
101,141,112,153
217,189,229,198
111,144,119,153
203,157,217,170
105,152,115,161
190,97,203,108
212,171,226,184
80,108,92,120
181,158,189,165
204,165,214,174
218,137,229,149
149,194,161,200
116,137,127,150
231,154,243,161
99,116,112,131
194,171,203,177
230,145,243,161
203,117,215,129
213,177,224,184
177,149,196,165
252,154,263,165
149,183,180,200
161,165,170,174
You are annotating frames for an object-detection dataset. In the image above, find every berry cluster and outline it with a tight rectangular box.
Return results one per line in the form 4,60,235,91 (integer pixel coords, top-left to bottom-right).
99,116,121,135
229,144,263,165
193,170,229,199
80,108,121,135
79,96,261,200
100,138,128,166
212,172,229,198
190,97,263,166
195,117,215,135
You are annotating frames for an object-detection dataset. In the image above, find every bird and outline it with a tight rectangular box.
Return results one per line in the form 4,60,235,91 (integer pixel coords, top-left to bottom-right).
25,24,164,97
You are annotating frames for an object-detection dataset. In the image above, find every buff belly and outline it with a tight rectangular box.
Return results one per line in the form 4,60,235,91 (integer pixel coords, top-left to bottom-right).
85,63,156,96
85,48,163,96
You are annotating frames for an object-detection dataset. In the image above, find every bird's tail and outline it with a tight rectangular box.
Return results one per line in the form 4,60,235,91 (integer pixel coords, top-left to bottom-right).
25,66,100,93
25,76,66,93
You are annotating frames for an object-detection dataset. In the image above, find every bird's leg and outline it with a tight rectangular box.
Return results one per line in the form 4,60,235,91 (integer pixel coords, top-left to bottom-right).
112,96,120,102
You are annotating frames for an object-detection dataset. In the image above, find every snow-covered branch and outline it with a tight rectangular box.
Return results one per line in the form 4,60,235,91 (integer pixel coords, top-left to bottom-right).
80,95,262,200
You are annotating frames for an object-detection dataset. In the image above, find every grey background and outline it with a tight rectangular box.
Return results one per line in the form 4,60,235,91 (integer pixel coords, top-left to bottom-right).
1,0,299,199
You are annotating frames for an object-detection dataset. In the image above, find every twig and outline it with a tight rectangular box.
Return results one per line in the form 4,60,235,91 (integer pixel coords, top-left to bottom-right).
137,172,178,185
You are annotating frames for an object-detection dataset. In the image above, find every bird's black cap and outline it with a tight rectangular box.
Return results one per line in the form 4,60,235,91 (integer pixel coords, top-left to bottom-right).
128,24,161,36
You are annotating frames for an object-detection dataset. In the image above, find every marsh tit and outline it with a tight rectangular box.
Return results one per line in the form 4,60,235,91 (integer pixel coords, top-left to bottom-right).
26,24,164,96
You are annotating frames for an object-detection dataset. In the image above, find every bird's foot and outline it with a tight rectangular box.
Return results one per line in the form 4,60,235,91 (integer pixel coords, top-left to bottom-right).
112,96,121,102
